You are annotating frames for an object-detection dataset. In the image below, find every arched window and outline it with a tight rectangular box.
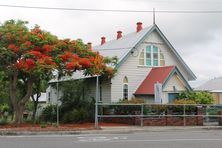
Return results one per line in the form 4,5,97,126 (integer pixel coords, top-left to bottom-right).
139,49,145,65
123,76,129,100
139,45,165,67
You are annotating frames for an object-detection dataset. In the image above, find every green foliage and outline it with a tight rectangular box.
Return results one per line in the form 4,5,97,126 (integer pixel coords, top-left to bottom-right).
173,99,196,104
24,100,34,112
59,80,95,123
178,91,214,104
0,118,8,125
0,103,10,113
41,105,57,122
0,72,9,104
106,99,145,115
0,19,117,125
62,109,88,123
118,98,144,104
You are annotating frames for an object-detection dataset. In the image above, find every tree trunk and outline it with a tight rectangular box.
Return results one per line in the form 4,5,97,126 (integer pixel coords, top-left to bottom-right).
9,71,34,126
15,105,24,126
31,95,39,123
11,112,14,121
31,82,41,123
32,101,37,123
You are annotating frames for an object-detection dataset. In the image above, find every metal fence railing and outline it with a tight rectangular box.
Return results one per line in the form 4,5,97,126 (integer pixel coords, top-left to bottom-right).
95,103,222,127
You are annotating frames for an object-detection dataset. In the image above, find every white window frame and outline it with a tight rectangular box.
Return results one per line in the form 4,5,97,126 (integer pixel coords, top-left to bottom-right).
138,45,164,67
122,77,129,100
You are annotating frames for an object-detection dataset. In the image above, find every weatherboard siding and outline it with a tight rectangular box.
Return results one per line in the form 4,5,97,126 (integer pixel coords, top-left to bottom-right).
100,79,111,103
82,78,111,103
47,78,111,104
163,74,186,92
143,30,190,81
111,31,190,102
47,85,63,105
111,62,151,102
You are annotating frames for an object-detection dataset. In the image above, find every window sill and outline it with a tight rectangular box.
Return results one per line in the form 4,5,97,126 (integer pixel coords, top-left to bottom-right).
137,65,151,68
137,65,166,68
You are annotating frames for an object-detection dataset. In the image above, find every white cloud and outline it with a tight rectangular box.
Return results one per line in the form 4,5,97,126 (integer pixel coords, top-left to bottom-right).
0,0,222,87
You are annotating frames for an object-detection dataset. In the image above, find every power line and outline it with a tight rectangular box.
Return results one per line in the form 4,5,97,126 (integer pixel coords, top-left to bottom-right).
1,4,222,14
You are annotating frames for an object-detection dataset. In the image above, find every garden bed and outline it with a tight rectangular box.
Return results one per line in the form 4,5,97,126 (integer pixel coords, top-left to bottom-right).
0,122,129,132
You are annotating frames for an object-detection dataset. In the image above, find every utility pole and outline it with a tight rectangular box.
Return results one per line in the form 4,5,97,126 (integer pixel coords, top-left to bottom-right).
56,74,59,127
95,75,99,129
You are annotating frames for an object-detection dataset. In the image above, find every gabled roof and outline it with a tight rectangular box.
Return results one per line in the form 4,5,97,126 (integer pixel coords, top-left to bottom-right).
93,24,196,80
134,66,192,95
93,26,152,63
50,23,196,84
195,76,222,92
135,66,175,95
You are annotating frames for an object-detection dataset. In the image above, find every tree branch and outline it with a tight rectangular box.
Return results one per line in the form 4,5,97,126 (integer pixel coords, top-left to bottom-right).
19,78,34,105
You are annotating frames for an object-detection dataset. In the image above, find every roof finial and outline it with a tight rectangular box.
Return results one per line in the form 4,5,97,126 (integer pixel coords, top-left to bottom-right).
153,8,156,25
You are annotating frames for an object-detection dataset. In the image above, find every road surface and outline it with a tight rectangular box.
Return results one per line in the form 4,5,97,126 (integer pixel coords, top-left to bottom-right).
1,130,222,148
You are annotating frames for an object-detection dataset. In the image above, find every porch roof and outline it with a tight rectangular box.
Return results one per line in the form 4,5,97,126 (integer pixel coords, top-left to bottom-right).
135,66,175,95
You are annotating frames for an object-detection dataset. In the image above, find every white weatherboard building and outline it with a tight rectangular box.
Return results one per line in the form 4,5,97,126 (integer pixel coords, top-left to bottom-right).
47,22,196,104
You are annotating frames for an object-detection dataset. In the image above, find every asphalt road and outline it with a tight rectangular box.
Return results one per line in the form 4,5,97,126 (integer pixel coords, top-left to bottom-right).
1,130,222,148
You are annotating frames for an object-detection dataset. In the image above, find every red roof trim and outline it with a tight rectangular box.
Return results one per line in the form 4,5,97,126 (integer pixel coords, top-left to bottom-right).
134,66,175,95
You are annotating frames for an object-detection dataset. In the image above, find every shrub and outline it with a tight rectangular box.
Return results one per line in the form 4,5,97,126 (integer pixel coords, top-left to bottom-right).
62,109,88,123
59,80,95,123
0,103,9,113
40,123,47,128
173,99,196,104
110,99,144,115
41,105,57,123
171,99,197,115
148,105,167,114
178,91,214,104
73,108,88,123
118,98,144,104
0,118,8,126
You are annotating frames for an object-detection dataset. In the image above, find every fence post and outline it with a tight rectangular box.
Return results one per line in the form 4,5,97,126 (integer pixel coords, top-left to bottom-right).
183,104,186,126
141,104,144,127
218,110,222,126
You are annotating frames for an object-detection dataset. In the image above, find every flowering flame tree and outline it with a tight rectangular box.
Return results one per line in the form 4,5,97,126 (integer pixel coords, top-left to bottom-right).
0,20,116,125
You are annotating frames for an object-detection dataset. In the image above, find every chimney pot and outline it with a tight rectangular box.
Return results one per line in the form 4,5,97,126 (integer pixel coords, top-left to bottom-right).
101,36,106,45
117,31,122,39
87,42,92,50
136,22,143,32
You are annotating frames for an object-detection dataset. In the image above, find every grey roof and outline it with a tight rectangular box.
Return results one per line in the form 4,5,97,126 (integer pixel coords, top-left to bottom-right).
93,26,153,63
195,76,222,92
49,26,153,83
49,71,96,83
93,24,196,80
49,23,196,83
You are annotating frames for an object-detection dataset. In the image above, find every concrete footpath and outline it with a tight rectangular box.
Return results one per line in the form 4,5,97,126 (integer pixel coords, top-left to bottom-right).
1,126,222,136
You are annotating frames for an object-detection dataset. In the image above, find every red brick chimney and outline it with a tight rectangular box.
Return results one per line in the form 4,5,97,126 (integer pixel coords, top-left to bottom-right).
101,36,106,45
117,31,122,39
136,22,143,32
87,42,92,50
